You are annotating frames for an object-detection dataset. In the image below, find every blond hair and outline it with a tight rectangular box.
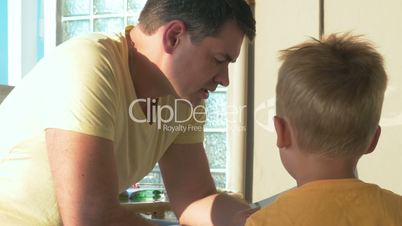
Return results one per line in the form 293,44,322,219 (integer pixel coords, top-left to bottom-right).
276,33,387,157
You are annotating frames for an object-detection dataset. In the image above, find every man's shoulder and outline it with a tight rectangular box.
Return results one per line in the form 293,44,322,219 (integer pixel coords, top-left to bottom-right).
57,31,125,57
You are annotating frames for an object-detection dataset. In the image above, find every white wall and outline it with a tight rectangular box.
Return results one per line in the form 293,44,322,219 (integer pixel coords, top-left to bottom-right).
325,0,402,193
252,0,319,202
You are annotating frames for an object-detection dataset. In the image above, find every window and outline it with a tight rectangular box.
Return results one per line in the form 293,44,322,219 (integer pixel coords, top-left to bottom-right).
60,0,147,42
204,87,228,189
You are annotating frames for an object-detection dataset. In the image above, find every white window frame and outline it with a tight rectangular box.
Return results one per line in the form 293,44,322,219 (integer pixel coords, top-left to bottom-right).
7,0,22,86
7,0,54,86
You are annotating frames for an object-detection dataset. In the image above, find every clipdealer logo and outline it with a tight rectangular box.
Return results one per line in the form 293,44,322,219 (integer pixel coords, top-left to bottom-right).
128,98,205,131
254,97,276,132
128,97,276,132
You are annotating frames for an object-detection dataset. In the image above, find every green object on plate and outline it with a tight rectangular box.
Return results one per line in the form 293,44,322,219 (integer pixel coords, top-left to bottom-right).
130,189,163,202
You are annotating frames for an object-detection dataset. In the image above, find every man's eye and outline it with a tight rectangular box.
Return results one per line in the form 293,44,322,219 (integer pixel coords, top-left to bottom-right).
215,58,225,64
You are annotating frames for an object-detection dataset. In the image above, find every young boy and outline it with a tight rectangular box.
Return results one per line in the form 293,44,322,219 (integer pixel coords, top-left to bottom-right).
246,34,402,226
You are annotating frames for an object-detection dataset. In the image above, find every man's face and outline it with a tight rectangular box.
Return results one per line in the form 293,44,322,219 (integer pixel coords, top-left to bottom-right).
168,21,245,105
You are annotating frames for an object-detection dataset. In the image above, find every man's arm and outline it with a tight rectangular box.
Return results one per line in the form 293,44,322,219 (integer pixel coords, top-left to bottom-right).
159,143,255,226
46,128,156,226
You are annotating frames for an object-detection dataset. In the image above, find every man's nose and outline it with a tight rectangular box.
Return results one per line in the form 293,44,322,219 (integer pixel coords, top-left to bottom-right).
214,66,229,87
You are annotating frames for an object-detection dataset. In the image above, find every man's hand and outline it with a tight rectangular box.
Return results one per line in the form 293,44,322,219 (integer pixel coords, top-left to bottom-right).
159,143,253,226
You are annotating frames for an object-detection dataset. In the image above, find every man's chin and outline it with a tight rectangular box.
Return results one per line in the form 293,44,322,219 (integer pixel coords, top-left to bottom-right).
177,95,202,107
187,97,202,107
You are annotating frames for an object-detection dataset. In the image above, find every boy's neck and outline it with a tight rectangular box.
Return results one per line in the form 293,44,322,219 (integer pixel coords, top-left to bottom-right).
294,152,360,187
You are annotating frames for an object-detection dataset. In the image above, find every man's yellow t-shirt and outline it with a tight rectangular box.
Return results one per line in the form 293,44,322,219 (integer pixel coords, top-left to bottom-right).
0,28,204,225
246,179,402,226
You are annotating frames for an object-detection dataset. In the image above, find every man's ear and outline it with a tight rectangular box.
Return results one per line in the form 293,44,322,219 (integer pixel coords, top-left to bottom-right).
365,126,381,154
273,116,291,148
163,20,186,54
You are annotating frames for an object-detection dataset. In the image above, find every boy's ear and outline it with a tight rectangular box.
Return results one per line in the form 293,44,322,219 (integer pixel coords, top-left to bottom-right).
273,116,292,148
365,126,381,154
162,20,186,54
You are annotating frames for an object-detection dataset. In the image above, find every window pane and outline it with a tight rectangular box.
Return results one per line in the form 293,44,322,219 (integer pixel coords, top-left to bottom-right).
205,92,227,129
62,0,91,16
127,17,138,26
94,0,124,15
204,132,227,169
62,20,90,41
139,170,163,186
94,18,124,33
127,0,146,25
137,165,161,185
212,172,226,189
128,0,147,15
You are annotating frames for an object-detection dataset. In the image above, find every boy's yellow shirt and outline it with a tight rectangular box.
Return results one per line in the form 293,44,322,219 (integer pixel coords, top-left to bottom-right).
247,179,402,226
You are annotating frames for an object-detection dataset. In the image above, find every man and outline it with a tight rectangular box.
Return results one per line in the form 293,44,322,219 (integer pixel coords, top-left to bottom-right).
0,0,256,225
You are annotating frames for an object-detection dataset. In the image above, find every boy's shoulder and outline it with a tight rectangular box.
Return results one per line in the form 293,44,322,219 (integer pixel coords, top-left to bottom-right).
247,179,402,226
281,179,402,201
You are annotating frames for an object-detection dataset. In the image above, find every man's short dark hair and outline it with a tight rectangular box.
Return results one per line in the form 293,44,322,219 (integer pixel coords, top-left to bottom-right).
138,0,256,42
